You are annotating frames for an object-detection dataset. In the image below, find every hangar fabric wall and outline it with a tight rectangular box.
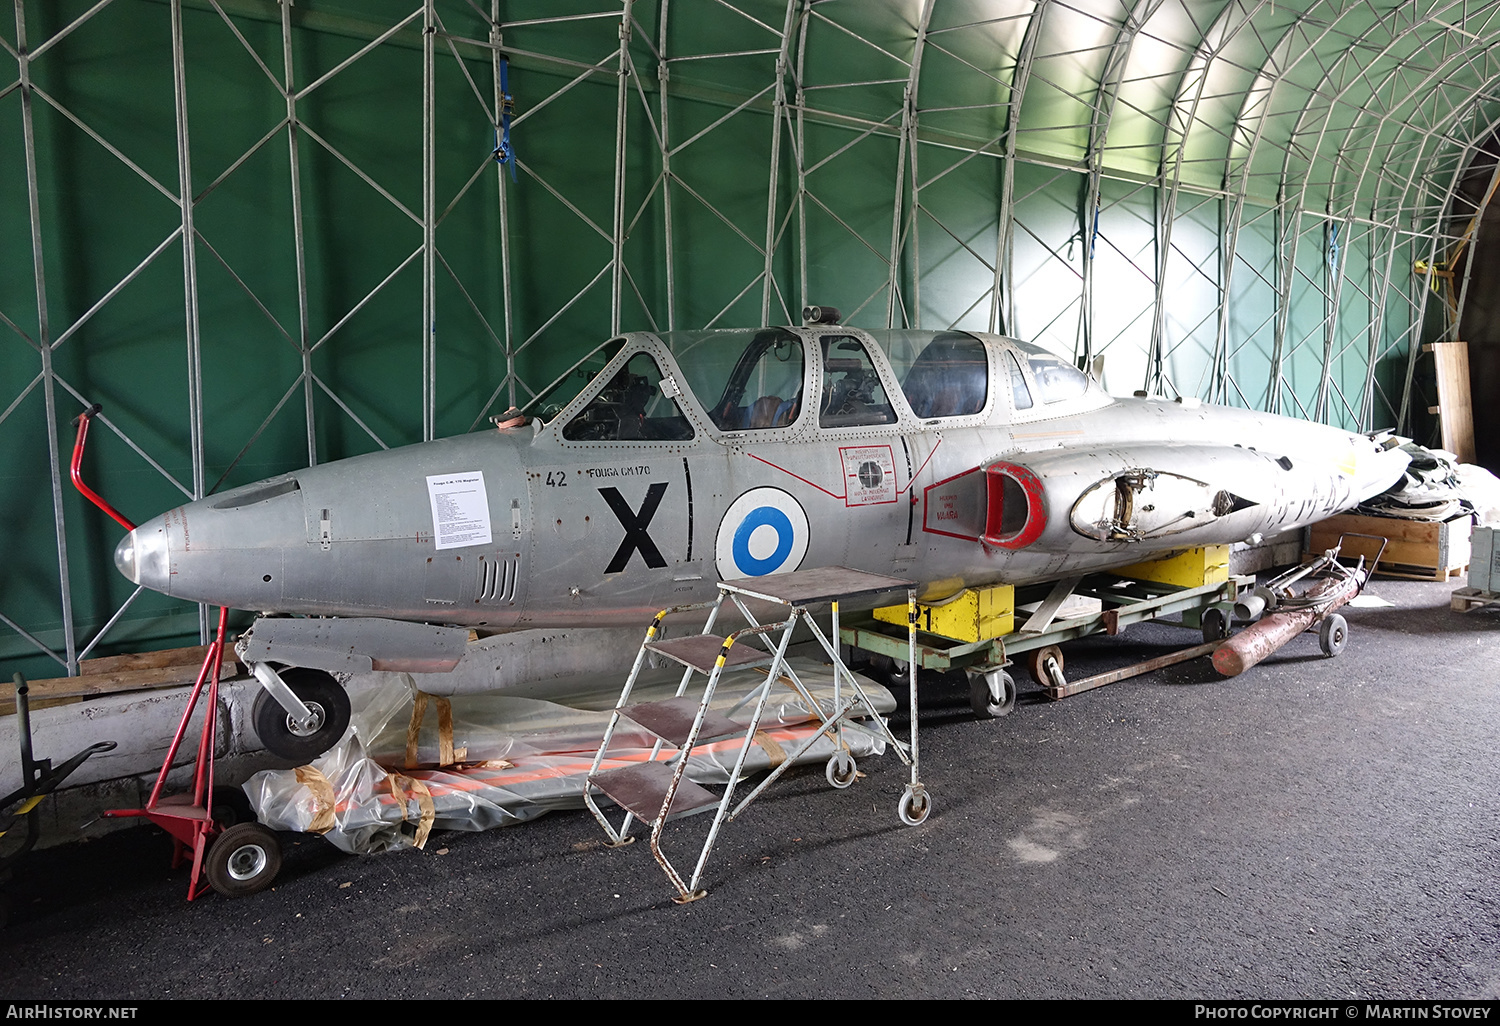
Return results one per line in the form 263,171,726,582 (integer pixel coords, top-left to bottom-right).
4,0,1498,677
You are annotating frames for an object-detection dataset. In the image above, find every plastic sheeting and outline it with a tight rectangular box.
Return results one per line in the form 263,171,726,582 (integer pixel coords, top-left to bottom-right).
245,658,896,855
1356,444,1479,522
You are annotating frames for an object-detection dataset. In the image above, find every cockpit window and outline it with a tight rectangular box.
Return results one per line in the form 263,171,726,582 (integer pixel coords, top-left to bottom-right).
871,330,988,419
1026,352,1089,403
1006,352,1033,410
668,328,804,431
1008,339,1090,404
819,336,896,428
561,352,694,441
525,338,627,423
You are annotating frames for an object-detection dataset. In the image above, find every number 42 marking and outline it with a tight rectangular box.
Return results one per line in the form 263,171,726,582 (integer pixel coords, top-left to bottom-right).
546,470,567,487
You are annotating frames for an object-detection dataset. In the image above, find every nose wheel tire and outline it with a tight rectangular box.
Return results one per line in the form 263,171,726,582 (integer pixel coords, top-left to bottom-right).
825,750,857,789
252,668,351,763
1318,613,1348,657
968,668,1017,719
206,823,282,898
898,786,931,826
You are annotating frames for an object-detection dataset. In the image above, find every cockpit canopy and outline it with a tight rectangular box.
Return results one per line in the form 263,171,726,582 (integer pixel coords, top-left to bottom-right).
522,326,1098,442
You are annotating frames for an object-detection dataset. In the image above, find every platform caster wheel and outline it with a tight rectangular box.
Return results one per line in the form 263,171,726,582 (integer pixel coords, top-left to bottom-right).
210,784,256,829
1024,646,1064,687
252,668,351,763
825,750,857,789
898,786,931,827
968,668,1017,719
1318,613,1348,657
206,823,281,898
1201,605,1232,643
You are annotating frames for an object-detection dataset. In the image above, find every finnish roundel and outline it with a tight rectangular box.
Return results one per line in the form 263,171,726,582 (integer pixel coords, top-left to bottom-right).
715,487,810,580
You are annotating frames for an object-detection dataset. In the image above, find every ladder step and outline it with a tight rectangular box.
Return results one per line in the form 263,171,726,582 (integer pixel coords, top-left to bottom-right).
589,763,720,823
645,634,771,674
622,697,744,748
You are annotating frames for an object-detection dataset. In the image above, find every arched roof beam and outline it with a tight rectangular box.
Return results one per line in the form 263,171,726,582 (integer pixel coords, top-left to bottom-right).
1078,0,1170,369
1272,4,1495,421
1277,10,1500,421
996,0,1048,334
886,0,936,329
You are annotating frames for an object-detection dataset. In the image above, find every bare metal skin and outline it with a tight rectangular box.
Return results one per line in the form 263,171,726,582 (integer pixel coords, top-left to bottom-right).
116,327,1409,636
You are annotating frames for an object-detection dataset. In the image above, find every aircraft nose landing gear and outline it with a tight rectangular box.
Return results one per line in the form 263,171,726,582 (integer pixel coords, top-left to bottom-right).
248,666,352,763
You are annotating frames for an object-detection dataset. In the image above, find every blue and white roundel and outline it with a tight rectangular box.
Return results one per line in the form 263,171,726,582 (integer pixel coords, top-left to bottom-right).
715,487,809,580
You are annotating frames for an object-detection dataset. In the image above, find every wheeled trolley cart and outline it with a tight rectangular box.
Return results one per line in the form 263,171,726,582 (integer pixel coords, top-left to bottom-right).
584,566,925,903
841,570,1251,714
0,674,116,926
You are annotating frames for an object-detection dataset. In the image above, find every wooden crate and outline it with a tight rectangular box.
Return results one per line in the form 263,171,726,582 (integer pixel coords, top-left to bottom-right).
1306,512,1473,582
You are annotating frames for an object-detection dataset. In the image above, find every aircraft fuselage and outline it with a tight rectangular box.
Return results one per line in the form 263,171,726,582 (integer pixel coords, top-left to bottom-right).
115,328,1409,631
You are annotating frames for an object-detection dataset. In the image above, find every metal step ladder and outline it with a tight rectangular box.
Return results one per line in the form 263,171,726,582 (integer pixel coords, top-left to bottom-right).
583,566,928,903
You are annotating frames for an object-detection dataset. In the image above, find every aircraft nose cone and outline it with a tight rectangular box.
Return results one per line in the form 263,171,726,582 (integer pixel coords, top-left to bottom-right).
113,532,135,582
114,519,170,591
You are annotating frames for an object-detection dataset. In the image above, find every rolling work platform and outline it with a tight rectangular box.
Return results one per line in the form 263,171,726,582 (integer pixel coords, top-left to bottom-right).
584,566,924,904
841,548,1250,714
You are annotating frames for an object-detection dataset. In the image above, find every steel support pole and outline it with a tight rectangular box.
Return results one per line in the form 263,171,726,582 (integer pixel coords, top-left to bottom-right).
422,0,436,441
994,0,1048,337
15,1,78,675
795,4,810,315
1082,0,1161,370
610,2,634,335
491,5,516,410
1447,147,1500,343
759,3,796,326
281,0,316,467
658,0,675,331
171,0,209,641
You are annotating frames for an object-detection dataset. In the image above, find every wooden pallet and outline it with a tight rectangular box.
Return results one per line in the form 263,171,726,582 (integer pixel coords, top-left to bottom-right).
1378,561,1469,583
1451,587,1500,612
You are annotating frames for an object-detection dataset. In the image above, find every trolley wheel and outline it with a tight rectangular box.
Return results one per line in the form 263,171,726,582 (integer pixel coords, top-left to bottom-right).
897,786,931,827
968,668,1017,719
205,823,281,898
1024,646,1064,687
1318,613,1348,657
825,750,857,789
1201,605,1232,643
252,668,351,763
210,784,256,829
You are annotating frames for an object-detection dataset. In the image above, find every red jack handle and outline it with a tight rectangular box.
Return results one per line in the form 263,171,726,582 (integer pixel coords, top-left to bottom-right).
70,404,135,532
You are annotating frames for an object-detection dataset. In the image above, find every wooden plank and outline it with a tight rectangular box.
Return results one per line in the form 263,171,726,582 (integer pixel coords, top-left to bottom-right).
1425,341,1476,463
79,644,222,676
3,660,236,716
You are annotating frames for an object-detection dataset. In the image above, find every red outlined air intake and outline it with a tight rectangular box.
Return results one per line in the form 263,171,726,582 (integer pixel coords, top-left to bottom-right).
982,461,1046,549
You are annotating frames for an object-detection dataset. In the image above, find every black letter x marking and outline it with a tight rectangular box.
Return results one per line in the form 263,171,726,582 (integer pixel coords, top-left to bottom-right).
600,483,669,573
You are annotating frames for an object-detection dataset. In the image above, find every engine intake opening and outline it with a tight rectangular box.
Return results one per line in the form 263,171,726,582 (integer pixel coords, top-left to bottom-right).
982,462,1047,549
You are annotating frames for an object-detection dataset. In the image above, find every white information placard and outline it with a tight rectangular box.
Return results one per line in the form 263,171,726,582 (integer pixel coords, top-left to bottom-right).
426,471,493,550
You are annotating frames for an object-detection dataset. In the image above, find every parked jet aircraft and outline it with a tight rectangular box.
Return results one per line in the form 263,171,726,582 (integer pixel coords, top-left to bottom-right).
112,318,1408,759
